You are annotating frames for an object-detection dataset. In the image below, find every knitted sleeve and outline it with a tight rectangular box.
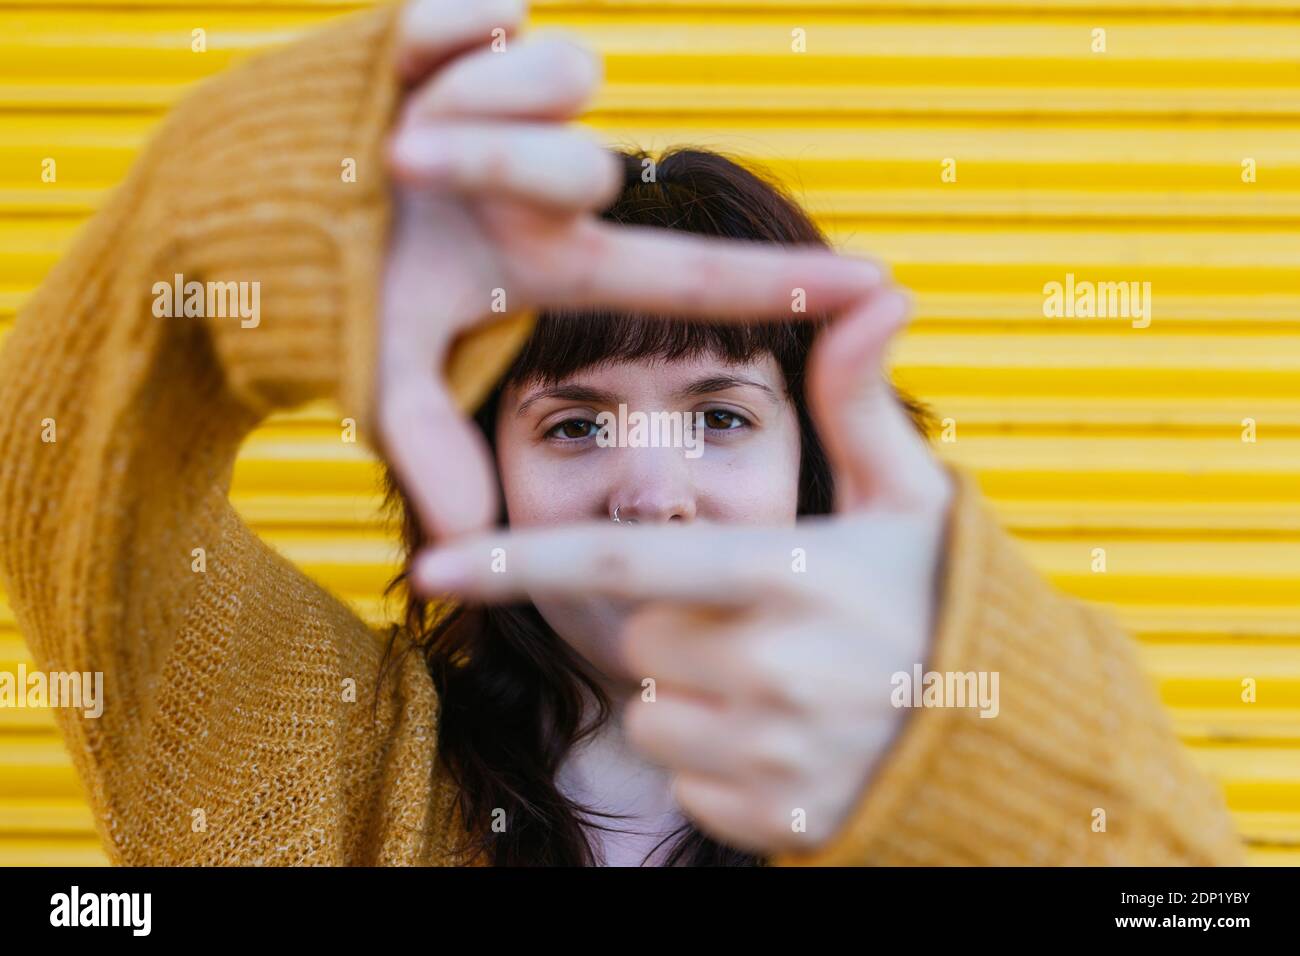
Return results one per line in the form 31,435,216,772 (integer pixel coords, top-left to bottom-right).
771,467,1246,866
0,5,444,864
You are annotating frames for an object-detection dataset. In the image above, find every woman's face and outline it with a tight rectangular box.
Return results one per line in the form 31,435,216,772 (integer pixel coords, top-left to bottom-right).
494,352,803,689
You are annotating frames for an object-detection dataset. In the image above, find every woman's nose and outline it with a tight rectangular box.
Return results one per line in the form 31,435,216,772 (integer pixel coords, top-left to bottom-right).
612,497,695,524
607,447,698,524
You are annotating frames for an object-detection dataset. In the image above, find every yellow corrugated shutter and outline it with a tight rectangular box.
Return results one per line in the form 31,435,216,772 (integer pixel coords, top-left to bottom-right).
1,0,1297,867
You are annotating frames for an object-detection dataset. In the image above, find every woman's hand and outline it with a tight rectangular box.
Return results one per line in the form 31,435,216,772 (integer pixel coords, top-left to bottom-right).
380,0,889,544
409,289,956,856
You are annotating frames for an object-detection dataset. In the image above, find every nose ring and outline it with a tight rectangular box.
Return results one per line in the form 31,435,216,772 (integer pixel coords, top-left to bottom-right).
612,505,637,524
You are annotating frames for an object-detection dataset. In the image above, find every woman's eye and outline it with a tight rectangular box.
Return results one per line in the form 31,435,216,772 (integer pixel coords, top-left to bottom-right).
547,418,598,440
545,411,747,442
701,409,747,430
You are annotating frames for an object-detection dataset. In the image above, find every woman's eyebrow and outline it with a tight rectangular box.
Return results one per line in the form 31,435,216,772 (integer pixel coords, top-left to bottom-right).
515,374,778,417
515,384,618,417
676,374,779,402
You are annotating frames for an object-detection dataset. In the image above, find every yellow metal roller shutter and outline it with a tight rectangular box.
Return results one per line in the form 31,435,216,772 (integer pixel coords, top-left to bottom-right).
1,0,1298,866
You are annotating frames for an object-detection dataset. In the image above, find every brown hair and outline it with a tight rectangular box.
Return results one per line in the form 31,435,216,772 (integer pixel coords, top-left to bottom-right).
379,147,926,865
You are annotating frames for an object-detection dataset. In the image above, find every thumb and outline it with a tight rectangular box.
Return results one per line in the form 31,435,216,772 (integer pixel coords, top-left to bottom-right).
807,288,949,513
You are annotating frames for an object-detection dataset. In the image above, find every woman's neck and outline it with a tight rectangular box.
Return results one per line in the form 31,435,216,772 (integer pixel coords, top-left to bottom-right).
556,687,687,866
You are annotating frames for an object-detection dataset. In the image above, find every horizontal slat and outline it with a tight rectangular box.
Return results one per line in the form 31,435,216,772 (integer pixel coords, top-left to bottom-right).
0,707,50,733
993,500,1300,534
0,799,95,836
834,226,1300,294
1020,538,1300,603
232,432,380,494
1246,845,1300,865
1187,743,1300,812
1105,604,1300,643
228,491,388,528
0,836,108,867
1138,644,1300,707
1,9,1299,118
937,436,1300,499
1172,709,1300,744
927,397,1300,432
908,292,1300,327
901,333,1300,402
0,736,83,799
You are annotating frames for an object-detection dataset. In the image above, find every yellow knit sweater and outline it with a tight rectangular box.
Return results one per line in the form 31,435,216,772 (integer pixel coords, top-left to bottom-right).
0,4,1245,866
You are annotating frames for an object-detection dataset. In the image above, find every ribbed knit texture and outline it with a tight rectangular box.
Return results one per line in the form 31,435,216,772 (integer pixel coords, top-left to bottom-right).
0,3,1244,866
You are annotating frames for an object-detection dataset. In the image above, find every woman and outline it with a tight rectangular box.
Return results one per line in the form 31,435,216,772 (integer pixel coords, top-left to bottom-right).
380,144,945,866
0,0,1242,866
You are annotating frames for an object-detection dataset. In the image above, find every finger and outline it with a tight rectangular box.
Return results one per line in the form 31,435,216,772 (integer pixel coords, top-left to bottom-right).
807,288,949,512
378,371,500,541
409,523,820,604
396,0,526,84
619,604,760,699
388,122,622,213
670,774,768,853
377,191,504,540
622,692,745,778
533,217,889,320
404,32,601,123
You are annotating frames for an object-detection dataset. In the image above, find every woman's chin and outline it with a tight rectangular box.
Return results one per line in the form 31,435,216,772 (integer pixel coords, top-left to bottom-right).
535,595,640,682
